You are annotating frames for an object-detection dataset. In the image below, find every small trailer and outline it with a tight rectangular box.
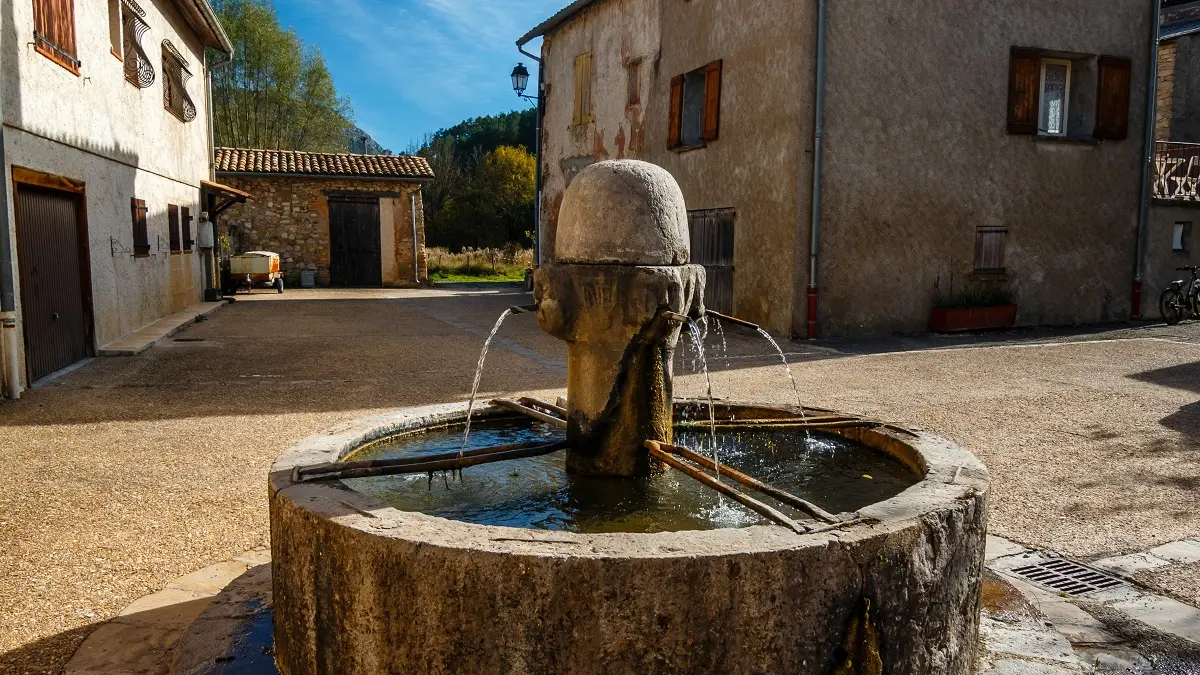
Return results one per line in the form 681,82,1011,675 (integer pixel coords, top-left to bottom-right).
227,251,284,294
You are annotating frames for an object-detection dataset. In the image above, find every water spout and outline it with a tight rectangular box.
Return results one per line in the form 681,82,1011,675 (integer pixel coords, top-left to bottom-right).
461,308,514,455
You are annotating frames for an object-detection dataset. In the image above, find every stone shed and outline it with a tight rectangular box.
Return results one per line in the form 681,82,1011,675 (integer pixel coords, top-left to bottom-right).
214,148,433,287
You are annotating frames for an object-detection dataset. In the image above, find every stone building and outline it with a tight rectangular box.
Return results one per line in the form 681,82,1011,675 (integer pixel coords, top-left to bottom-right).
1,0,232,395
214,148,433,287
522,0,1161,337
1148,0,1200,300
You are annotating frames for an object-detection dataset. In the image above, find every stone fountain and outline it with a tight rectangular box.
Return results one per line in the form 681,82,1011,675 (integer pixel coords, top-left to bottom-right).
268,160,990,674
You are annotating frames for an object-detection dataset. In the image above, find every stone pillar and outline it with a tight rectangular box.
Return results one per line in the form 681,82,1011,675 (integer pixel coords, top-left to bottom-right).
534,160,704,477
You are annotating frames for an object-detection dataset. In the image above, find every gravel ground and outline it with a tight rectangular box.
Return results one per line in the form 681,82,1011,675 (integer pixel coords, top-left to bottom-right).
1,287,1198,672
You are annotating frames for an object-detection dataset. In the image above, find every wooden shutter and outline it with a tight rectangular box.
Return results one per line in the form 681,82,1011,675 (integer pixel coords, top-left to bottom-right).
168,204,181,252
181,207,192,251
33,0,79,71
1094,56,1132,140
702,60,723,142
668,74,684,149
573,53,591,125
1007,48,1040,135
131,198,149,255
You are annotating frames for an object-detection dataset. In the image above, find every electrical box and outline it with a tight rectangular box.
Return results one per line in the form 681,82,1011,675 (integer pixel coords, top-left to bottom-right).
196,215,215,249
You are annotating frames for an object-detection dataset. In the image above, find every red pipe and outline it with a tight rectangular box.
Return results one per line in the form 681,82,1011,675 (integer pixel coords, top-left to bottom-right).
1130,280,1143,320
806,286,818,339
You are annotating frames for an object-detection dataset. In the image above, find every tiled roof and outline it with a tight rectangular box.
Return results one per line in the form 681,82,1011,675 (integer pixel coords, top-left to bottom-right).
214,148,434,180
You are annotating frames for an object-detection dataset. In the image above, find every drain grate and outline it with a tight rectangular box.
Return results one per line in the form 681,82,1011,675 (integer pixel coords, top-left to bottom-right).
1010,558,1126,596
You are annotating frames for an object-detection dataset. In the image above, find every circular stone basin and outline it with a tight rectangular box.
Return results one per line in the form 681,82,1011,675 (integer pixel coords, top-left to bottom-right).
269,401,989,675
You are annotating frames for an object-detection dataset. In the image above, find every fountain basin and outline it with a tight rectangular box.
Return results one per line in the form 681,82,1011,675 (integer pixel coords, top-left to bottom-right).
269,401,989,675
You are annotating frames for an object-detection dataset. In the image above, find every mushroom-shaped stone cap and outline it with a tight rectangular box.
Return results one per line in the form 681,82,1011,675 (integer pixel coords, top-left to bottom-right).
555,160,690,265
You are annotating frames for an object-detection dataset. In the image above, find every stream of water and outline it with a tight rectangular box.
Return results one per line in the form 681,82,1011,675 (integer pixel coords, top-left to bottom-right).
686,321,720,481
755,327,811,435
460,308,514,456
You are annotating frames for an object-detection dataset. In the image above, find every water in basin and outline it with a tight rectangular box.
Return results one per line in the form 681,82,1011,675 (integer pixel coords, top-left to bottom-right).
343,418,918,533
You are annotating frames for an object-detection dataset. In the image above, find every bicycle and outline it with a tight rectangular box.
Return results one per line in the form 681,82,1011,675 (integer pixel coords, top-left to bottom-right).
1160,266,1200,325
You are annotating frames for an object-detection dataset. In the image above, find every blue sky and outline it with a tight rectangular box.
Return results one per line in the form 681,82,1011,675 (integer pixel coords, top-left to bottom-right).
275,0,563,153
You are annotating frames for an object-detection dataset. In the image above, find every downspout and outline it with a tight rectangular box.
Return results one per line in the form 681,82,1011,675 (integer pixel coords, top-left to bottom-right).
410,190,420,284
0,49,20,399
1132,0,1162,319
806,0,828,339
518,41,545,268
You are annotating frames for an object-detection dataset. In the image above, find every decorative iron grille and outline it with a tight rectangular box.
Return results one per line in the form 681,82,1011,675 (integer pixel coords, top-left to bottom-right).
162,40,196,122
122,0,154,89
1155,141,1200,203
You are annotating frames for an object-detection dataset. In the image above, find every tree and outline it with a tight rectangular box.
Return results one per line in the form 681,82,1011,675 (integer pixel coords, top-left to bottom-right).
210,0,354,151
427,146,535,250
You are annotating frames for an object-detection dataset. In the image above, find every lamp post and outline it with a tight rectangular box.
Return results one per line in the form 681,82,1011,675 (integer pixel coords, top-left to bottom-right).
511,62,543,270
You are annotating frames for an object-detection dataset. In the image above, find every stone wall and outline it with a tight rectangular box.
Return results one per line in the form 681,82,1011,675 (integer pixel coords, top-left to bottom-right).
1157,42,1177,141
1170,34,1200,143
215,175,427,287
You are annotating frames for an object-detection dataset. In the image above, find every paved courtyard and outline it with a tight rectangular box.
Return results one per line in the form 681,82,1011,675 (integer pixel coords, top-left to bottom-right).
1,287,1199,673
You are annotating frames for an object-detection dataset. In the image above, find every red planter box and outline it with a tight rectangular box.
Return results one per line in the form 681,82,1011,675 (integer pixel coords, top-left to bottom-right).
929,304,1018,333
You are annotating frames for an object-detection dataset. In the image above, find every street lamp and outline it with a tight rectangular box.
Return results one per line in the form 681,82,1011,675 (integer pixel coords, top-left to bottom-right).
511,63,536,103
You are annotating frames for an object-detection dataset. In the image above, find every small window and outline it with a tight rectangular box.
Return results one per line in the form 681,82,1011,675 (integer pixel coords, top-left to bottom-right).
1173,222,1191,252
168,204,181,253
1039,59,1071,136
107,0,122,57
573,52,592,125
162,40,197,122
627,58,642,106
974,228,1007,273
32,0,80,73
181,206,192,251
668,60,722,150
131,198,149,256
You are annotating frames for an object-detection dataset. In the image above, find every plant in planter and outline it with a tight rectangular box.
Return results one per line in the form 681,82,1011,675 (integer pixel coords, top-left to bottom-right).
930,289,1017,333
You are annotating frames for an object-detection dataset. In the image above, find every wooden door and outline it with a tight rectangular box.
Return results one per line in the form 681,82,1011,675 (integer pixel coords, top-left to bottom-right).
328,197,382,287
15,185,93,380
688,208,735,314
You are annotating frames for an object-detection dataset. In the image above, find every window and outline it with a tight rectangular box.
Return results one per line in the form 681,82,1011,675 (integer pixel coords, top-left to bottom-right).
168,204,181,253
974,227,1007,273
1008,48,1131,140
107,0,122,58
1039,59,1071,136
627,58,642,106
1173,222,1191,252
130,198,149,256
123,0,154,88
32,0,79,74
162,40,197,122
573,52,592,125
181,206,192,251
668,60,722,150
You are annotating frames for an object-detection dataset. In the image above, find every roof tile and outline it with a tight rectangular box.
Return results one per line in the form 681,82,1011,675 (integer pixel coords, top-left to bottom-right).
214,147,434,180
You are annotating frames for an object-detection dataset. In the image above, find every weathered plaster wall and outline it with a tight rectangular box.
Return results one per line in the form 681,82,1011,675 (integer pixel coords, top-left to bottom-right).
538,0,814,334
818,0,1151,335
2,0,215,388
1146,204,1200,310
216,176,427,287
1170,34,1200,143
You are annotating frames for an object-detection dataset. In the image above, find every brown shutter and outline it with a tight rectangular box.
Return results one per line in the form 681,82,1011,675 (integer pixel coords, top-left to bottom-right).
131,198,149,255
1007,48,1041,135
668,74,684,149
168,204,181,252
1094,56,1132,140
181,207,192,251
702,60,723,142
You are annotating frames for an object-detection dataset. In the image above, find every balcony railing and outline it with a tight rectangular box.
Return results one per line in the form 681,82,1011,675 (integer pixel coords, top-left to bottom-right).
1154,141,1200,203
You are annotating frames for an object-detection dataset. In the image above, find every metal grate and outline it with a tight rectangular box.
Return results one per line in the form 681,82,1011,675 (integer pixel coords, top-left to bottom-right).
1010,558,1126,596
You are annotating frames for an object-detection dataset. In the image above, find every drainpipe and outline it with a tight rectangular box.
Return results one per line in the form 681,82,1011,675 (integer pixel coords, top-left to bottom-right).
806,0,828,339
410,190,420,284
1132,0,1162,320
0,54,20,399
517,41,545,268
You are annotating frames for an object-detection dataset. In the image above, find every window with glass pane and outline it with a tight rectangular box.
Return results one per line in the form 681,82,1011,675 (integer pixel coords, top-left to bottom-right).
1040,60,1071,136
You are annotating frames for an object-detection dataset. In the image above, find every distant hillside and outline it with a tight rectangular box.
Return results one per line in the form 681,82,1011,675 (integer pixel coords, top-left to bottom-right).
347,126,391,155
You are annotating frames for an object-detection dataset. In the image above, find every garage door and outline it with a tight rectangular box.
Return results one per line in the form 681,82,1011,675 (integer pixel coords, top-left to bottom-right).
328,197,382,287
15,185,93,381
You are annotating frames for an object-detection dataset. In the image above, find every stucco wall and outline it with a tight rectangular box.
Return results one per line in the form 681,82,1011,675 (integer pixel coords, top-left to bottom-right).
538,0,814,334
2,0,216,389
216,175,427,287
818,0,1151,335
1146,204,1200,315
